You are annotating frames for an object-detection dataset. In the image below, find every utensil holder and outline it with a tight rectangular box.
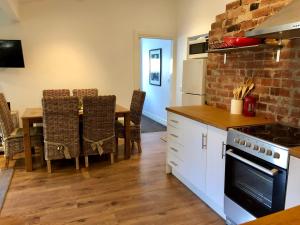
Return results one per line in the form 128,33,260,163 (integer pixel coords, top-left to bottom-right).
231,99,243,115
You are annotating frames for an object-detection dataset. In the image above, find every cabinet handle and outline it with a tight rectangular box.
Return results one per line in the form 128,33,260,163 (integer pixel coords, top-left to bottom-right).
170,147,178,152
202,134,207,149
170,119,179,124
170,134,178,138
170,161,178,167
222,141,226,159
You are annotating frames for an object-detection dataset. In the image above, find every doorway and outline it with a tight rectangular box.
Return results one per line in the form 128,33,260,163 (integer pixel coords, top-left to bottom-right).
140,38,173,126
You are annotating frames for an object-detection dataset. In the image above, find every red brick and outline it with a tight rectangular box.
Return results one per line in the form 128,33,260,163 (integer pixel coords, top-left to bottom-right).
281,80,294,88
216,13,227,22
252,6,272,18
279,89,291,97
257,103,267,111
261,78,273,86
207,0,298,126
291,109,300,118
280,50,296,59
294,91,300,99
226,1,241,11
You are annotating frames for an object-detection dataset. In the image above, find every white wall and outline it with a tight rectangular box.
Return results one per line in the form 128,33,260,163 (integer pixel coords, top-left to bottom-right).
141,38,173,125
175,0,232,105
0,0,176,116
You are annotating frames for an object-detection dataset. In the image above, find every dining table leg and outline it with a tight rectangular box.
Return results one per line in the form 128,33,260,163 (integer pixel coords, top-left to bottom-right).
124,113,131,159
22,118,32,172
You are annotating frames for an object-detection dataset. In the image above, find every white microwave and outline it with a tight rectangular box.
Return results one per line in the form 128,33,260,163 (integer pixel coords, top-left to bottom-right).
187,35,208,59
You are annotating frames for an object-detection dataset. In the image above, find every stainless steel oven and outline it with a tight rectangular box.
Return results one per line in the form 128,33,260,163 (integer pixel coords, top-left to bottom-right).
224,126,291,225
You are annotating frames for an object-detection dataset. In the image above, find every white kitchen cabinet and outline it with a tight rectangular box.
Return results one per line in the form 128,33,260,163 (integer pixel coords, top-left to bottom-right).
166,112,207,193
182,118,207,193
285,156,300,209
205,125,227,216
166,112,227,218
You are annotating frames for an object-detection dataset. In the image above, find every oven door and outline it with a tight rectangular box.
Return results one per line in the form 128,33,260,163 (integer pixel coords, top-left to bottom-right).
225,147,287,218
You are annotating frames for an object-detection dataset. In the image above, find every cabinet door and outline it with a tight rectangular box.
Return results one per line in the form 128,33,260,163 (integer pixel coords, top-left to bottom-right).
206,125,227,212
182,118,207,193
285,156,300,209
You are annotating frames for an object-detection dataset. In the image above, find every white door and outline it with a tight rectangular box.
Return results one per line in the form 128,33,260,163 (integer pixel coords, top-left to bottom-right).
140,38,173,125
206,125,227,215
182,118,207,193
182,59,207,95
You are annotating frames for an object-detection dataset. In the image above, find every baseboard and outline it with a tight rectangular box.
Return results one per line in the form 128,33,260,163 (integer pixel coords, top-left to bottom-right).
143,111,167,126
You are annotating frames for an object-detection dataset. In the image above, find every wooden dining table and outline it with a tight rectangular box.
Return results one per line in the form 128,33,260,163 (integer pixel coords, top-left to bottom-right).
21,105,131,172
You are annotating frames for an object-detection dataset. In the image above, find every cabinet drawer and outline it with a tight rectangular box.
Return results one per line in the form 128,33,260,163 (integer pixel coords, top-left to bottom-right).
168,125,184,145
168,112,182,129
168,142,184,160
167,152,182,171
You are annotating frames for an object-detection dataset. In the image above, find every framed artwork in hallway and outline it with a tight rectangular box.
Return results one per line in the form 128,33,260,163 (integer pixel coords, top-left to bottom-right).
149,48,162,86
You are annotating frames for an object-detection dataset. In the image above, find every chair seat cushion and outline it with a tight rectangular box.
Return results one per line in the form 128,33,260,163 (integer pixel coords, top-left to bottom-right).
115,119,136,129
8,127,43,139
115,120,141,141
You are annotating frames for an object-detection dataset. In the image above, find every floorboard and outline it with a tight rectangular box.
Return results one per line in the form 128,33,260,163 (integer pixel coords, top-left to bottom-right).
0,132,224,225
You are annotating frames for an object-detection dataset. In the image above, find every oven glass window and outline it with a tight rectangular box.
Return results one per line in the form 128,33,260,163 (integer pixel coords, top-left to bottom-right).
232,159,274,209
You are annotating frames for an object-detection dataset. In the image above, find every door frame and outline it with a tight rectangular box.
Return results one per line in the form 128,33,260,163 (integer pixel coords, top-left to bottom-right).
133,31,177,106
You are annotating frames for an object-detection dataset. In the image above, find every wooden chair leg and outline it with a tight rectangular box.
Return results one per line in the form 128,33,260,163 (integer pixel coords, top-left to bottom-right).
85,156,89,168
115,137,119,159
137,140,142,153
75,157,80,170
131,141,135,153
5,157,9,169
39,147,45,167
110,153,114,164
47,160,52,173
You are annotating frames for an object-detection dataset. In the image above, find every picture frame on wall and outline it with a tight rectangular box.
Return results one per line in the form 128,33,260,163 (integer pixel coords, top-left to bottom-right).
149,48,162,86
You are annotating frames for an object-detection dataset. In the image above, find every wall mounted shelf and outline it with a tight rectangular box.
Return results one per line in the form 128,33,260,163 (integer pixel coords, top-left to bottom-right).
207,44,283,64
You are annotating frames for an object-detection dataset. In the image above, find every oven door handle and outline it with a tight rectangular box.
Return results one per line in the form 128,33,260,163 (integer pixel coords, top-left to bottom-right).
226,149,279,176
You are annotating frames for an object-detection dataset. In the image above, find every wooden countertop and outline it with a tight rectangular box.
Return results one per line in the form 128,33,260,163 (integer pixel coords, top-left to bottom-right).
242,206,300,225
290,147,300,159
166,105,273,131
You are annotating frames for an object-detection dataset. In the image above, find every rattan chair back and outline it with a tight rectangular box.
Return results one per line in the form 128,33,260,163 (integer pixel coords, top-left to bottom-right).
72,89,98,98
0,93,14,139
42,97,79,160
130,90,146,125
43,89,70,98
82,96,116,155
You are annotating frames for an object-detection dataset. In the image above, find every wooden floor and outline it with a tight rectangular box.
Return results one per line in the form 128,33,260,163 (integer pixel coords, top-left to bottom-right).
0,132,224,225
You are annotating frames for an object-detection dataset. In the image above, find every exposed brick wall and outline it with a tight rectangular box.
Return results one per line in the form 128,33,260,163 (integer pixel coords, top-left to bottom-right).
206,0,300,127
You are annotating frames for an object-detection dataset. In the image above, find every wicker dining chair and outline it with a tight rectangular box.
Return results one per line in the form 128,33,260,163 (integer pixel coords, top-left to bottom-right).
115,90,146,156
43,89,70,98
82,95,116,168
0,93,43,168
72,89,98,98
42,97,80,173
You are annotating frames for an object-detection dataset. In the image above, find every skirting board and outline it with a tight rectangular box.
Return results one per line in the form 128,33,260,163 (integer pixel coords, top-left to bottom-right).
143,110,167,126
171,168,226,220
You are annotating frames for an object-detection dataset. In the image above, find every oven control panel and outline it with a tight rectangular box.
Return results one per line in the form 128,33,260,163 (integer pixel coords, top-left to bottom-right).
227,130,289,169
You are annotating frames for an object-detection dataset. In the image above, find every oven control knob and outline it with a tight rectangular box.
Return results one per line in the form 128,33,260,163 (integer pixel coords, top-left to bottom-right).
259,147,266,153
253,145,259,151
274,152,281,159
266,150,273,156
239,140,246,145
246,142,252,148
234,138,240,144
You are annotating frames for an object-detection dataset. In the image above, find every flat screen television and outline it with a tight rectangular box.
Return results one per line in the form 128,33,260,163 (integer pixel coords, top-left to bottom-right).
0,40,25,68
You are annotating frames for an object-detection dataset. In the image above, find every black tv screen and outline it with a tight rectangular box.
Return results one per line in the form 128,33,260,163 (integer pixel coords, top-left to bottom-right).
0,40,25,68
